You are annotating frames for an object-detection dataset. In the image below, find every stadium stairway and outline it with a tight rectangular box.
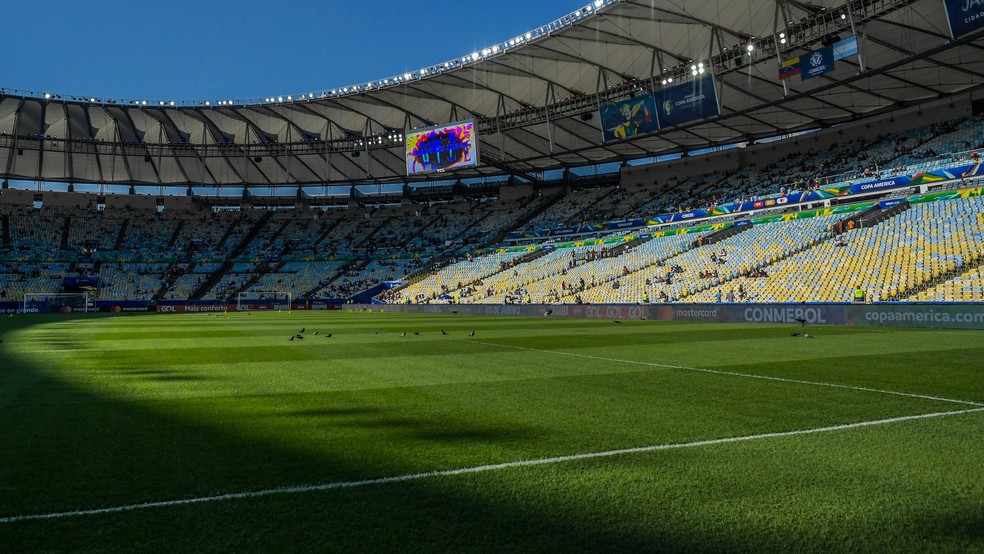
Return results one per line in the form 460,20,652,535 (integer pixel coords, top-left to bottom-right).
231,261,284,300
59,214,71,250
676,219,836,302
304,259,366,299
311,217,343,249
166,220,185,250
190,211,275,300
113,219,130,251
893,247,983,301
1,213,9,250
693,222,751,247
153,262,188,301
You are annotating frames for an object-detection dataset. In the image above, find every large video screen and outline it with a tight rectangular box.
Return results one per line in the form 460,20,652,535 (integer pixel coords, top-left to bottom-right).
405,120,479,175
599,94,659,143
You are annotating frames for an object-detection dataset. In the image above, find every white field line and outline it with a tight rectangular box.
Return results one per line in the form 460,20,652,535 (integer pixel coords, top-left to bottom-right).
1,407,981,525
465,340,984,407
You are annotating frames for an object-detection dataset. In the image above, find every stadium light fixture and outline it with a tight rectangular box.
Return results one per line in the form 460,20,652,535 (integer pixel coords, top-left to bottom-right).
44,93,51,99
747,44,754,52
841,13,847,19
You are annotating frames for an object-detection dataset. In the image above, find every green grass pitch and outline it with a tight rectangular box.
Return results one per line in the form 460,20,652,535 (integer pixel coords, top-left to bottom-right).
0,311,982,552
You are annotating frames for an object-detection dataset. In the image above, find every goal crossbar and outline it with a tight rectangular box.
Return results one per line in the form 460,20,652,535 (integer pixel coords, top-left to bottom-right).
22,292,91,314
236,291,292,311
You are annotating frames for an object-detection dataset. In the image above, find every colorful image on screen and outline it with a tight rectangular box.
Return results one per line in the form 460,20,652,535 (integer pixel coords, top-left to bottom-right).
405,120,479,175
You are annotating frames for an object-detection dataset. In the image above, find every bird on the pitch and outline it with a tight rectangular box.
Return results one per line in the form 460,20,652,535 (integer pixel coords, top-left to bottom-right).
468,331,475,336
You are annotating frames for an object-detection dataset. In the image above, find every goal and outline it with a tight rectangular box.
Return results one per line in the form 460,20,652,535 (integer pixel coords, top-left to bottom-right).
236,291,292,311
23,292,92,314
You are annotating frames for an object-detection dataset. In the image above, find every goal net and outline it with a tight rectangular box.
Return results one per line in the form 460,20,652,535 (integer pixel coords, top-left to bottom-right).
23,292,92,314
236,291,292,311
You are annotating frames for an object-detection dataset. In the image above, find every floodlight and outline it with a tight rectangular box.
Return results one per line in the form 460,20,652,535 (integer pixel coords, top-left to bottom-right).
747,44,754,52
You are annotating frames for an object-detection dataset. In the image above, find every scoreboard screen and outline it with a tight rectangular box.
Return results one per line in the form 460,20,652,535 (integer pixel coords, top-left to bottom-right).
405,120,479,175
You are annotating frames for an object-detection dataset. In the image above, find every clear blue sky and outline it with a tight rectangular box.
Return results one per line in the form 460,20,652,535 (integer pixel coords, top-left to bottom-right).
1,0,583,101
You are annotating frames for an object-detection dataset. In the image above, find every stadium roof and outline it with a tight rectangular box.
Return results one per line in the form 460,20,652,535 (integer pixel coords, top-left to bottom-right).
1,0,982,188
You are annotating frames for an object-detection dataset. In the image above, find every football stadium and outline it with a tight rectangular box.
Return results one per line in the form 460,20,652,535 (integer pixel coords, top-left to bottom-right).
1,0,983,551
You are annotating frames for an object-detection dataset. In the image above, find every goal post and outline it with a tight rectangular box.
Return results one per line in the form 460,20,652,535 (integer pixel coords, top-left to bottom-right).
23,292,92,314
236,291,292,311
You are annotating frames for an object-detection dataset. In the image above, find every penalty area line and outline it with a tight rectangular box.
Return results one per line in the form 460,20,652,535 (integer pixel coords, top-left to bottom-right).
464,340,984,407
1,407,982,525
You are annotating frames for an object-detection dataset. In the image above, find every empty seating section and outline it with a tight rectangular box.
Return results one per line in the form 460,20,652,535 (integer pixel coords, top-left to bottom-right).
66,210,123,253
121,215,182,259
245,261,346,297
0,115,982,305
692,197,983,303
682,216,838,302
204,262,261,301
8,211,66,255
312,259,421,299
912,265,984,302
393,251,529,303
98,263,168,301
555,234,695,304
0,262,69,301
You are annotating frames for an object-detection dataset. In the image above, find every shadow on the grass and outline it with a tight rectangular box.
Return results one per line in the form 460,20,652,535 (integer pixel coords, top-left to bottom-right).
0,314,669,552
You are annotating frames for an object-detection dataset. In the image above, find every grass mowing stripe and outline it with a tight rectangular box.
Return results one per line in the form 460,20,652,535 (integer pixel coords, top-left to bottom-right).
466,340,984,407
1,406,980,525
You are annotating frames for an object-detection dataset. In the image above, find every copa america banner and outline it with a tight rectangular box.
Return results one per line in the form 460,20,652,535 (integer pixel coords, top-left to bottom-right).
653,74,720,129
944,0,984,39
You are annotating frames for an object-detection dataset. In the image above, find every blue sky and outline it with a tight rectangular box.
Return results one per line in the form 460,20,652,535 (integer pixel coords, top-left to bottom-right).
1,0,583,101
